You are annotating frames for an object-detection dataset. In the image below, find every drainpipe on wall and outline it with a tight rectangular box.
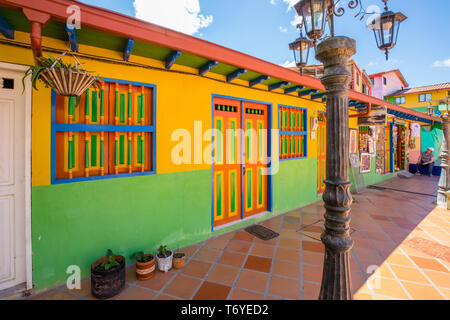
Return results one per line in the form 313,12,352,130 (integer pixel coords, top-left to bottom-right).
22,8,51,63
349,103,372,118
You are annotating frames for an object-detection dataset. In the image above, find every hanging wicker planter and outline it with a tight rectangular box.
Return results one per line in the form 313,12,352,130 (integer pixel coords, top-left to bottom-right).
24,52,101,97
39,68,98,97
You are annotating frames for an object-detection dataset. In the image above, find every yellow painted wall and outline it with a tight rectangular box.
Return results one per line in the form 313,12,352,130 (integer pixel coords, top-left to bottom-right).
0,31,325,187
390,89,449,109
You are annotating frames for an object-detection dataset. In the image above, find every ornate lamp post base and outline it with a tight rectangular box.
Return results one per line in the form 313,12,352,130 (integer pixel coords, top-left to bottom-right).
437,113,449,207
315,36,356,300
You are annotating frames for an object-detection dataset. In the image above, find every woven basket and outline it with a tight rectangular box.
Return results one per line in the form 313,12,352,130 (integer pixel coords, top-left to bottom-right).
39,68,98,97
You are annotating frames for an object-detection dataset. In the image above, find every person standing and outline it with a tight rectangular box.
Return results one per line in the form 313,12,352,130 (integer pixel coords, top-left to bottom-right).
416,147,435,176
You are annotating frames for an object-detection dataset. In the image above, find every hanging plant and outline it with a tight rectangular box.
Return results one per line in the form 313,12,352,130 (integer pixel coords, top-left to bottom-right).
22,52,101,97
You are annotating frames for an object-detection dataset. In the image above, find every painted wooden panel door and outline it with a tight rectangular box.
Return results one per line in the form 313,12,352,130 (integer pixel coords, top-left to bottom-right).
0,69,26,290
213,98,241,227
317,113,326,194
243,101,268,218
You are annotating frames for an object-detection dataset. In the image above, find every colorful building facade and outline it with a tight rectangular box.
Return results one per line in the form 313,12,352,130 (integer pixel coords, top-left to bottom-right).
0,0,440,293
369,69,409,100
386,82,450,115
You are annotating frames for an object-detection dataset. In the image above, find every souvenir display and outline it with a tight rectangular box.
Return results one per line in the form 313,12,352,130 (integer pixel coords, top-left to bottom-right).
376,128,385,173
359,126,370,153
360,152,372,173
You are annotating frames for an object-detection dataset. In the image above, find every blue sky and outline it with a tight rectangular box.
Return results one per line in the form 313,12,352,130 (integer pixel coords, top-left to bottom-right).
79,0,450,88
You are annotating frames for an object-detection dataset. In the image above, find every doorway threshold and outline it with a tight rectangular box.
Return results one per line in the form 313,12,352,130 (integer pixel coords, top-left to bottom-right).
213,211,271,232
0,283,28,300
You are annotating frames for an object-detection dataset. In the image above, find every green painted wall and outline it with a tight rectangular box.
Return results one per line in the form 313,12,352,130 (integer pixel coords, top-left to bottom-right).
349,157,394,190
31,169,212,290
31,155,393,290
273,158,319,213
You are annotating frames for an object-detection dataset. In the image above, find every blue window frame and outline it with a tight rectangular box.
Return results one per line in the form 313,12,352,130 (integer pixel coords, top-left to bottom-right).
278,104,308,161
51,78,157,184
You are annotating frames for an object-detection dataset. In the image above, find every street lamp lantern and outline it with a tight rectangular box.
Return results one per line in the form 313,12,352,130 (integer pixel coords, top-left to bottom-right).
427,104,435,116
289,24,314,75
368,0,407,60
294,0,328,43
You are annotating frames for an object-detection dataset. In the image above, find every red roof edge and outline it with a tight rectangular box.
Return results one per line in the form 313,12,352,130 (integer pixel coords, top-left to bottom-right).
369,69,409,88
1,0,440,124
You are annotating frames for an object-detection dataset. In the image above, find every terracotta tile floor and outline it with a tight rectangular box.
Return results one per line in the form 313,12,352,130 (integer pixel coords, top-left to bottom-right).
23,176,449,300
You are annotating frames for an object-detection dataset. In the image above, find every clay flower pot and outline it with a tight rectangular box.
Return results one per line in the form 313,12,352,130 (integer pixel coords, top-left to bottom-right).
91,255,125,299
156,250,173,272
172,253,186,269
135,253,156,281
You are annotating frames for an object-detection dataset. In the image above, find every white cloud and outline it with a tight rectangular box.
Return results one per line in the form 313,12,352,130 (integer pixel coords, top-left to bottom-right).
281,60,296,68
271,0,298,8
277,0,303,28
133,0,213,35
290,14,303,28
432,59,450,68
286,0,300,9
279,26,287,33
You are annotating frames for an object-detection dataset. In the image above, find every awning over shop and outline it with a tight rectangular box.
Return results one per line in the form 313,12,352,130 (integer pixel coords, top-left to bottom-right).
387,109,433,124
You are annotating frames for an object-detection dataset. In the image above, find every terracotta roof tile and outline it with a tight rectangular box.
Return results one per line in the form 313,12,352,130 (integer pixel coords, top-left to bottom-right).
387,82,450,97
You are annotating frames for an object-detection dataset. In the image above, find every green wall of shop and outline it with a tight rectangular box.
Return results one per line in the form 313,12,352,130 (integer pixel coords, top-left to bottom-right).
31,155,391,290
31,169,212,290
349,157,395,190
273,158,319,213
30,158,321,290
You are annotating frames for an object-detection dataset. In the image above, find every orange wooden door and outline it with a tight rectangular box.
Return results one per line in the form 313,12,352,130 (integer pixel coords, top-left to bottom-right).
213,97,241,227
317,113,326,194
242,101,268,218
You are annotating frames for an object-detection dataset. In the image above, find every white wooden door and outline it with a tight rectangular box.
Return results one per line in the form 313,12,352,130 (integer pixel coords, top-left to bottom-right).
0,68,26,291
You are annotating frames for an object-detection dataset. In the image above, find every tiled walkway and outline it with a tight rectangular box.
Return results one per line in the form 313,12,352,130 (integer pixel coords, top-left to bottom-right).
25,175,449,300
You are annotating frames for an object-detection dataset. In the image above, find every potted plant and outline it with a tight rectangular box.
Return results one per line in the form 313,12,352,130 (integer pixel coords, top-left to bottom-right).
156,245,173,272
173,251,186,269
91,249,125,299
23,53,100,97
130,251,156,281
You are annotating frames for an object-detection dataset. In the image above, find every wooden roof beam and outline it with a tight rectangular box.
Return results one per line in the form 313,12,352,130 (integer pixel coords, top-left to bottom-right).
199,60,218,76
165,50,181,70
249,75,269,87
226,68,246,82
123,38,134,62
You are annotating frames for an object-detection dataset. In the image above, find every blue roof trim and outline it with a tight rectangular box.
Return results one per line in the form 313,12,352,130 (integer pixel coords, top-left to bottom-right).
249,75,269,87
284,85,304,94
165,50,181,69
66,25,79,52
268,81,289,91
226,68,246,82
0,14,14,39
123,38,134,62
199,60,218,76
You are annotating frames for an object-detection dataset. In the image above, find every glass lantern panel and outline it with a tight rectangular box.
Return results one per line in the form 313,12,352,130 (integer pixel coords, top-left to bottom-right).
312,0,325,31
301,3,313,34
381,16,394,46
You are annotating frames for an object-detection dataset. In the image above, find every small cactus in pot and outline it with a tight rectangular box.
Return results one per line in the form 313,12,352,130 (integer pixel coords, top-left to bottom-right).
156,245,173,272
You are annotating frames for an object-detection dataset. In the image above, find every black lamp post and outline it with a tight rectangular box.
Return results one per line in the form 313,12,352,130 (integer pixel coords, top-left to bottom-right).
289,23,314,75
368,0,407,60
291,0,407,300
